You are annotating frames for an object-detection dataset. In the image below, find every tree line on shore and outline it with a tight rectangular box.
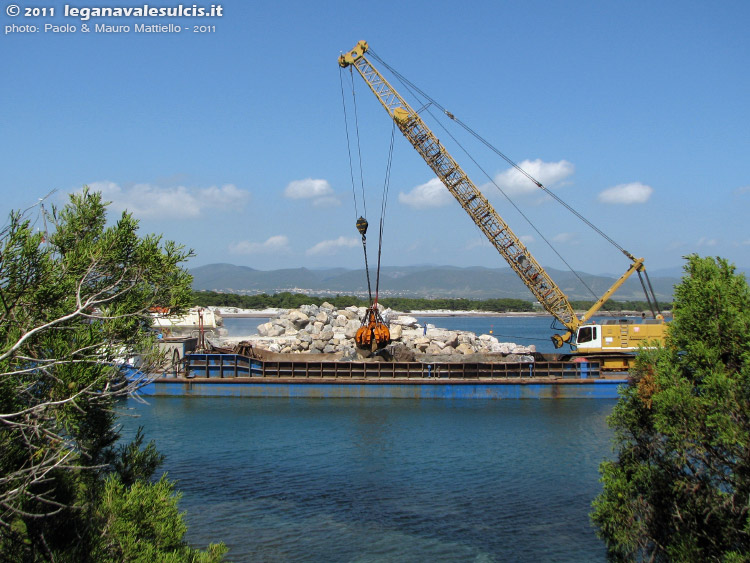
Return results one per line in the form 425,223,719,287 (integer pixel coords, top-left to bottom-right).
191,290,672,313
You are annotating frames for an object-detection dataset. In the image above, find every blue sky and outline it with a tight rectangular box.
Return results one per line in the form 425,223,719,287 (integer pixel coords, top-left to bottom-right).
2,0,748,280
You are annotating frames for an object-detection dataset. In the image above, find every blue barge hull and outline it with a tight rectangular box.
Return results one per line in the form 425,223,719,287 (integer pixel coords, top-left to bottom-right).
139,353,627,399
141,378,626,399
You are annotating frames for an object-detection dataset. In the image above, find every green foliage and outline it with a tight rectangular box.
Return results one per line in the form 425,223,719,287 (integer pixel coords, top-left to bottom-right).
0,190,224,560
113,427,166,488
191,290,537,313
92,476,226,563
569,299,673,312
192,290,672,314
591,255,750,561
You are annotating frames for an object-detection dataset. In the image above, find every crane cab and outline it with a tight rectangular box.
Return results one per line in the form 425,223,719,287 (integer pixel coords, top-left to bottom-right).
574,318,667,354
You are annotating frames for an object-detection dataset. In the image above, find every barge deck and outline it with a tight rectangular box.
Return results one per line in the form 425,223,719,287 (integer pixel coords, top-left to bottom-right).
140,353,628,399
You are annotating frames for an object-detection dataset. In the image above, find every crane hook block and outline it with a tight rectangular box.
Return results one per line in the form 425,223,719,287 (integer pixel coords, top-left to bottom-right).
356,216,368,236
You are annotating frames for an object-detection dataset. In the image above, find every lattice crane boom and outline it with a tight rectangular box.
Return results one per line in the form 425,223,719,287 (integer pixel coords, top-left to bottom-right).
340,40,579,338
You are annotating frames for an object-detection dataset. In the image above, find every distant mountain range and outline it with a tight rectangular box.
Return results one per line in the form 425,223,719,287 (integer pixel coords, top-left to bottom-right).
190,263,687,302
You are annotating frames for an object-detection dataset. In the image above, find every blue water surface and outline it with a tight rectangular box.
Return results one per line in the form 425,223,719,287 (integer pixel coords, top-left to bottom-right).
120,396,615,561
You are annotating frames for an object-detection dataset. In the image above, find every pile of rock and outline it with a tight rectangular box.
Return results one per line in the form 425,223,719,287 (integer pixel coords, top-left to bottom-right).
242,303,535,362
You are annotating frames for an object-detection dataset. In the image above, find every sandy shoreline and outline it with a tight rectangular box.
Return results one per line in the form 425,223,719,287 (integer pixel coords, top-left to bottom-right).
216,309,552,319
217,309,662,319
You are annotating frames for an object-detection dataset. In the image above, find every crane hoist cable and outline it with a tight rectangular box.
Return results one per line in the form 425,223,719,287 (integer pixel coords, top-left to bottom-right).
338,68,363,221
340,67,373,303
340,65,394,350
374,121,396,306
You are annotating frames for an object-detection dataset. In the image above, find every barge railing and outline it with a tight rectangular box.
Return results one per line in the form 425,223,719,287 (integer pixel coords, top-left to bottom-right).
178,353,601,380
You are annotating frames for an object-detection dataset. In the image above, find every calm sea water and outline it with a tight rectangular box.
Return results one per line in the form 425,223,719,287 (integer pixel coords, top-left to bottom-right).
132,315,617,560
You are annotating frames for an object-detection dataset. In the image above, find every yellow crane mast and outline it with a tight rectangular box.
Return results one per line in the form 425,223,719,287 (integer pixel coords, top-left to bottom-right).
339,40,666,365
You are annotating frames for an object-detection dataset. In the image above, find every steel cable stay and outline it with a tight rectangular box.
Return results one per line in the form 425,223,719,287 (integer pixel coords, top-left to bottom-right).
367,49,660,315
422,100,602,304
369,51,627,254
372,54,601,305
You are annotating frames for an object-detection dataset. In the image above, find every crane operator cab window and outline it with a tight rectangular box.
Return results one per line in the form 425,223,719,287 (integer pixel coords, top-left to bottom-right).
577,326,597,344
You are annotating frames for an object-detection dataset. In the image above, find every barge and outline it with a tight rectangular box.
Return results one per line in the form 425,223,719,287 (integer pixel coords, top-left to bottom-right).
140,351,628,399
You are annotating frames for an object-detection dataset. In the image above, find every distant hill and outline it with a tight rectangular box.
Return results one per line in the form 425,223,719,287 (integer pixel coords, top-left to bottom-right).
190,263,681,302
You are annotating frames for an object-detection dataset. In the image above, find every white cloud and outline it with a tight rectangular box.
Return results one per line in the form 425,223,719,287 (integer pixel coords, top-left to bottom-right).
198,184,250,207
311,196,342,208
306,236,359,256
734,185,750,195
491,159,575,196
519,235,536,245
597,182,653,205
697,237,719,248
666,240,687,251
464,238,490,250
229,235,290,255
284,178,333,199
284,178,341,207
86,181,249,219
552,232,577,244
398,178,453,209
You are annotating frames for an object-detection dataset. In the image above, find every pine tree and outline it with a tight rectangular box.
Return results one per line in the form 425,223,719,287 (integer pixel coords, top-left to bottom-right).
592,255,750,561
0,189,225,560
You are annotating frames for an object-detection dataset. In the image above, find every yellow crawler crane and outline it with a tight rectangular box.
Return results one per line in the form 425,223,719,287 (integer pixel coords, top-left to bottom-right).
339,40,667,369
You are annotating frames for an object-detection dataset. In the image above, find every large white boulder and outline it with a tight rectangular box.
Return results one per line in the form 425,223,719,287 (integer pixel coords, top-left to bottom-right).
391,315,419,327
344,320,361,339
286,310,310,328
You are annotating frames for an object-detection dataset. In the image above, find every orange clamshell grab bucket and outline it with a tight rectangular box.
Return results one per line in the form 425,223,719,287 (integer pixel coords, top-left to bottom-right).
355,307,391,350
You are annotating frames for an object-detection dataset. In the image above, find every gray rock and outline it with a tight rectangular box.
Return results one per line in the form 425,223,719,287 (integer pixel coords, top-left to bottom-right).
300,304,319,316
256,322,273,337
319,329,334,341
391,315,419,327
344,320,361,339
266,325,285,337
286,310,310,328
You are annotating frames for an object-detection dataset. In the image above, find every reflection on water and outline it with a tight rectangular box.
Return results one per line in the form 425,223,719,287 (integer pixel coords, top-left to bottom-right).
120,397,614,561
